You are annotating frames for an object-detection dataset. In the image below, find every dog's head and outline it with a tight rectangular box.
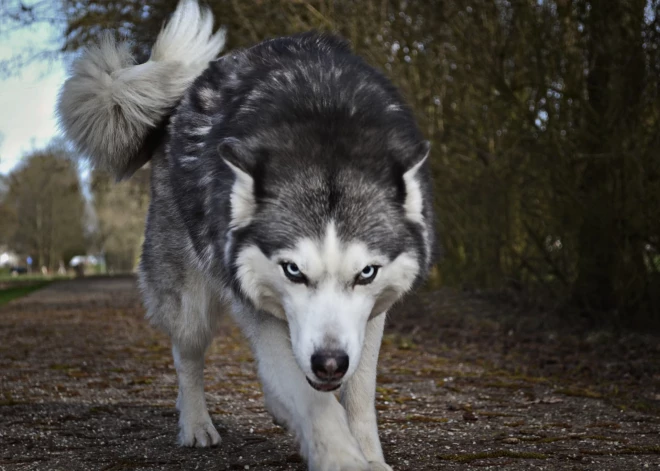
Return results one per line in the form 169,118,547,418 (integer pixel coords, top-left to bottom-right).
209,35,435,390
221,132,434,391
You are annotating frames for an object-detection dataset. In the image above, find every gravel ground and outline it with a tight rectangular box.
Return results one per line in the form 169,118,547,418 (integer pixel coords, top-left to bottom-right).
0,276,659,470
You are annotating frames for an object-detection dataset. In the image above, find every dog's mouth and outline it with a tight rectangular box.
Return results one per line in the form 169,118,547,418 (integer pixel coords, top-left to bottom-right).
306,377,341,392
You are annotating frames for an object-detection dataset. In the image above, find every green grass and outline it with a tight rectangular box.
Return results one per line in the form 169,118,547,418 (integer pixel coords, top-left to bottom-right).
0,273,70,282
0,282,50,306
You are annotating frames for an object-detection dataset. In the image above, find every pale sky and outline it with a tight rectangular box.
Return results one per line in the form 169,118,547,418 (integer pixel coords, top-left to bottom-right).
0,21,66,174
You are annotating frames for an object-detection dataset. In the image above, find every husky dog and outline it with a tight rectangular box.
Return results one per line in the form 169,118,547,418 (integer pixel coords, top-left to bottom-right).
58,1,435,469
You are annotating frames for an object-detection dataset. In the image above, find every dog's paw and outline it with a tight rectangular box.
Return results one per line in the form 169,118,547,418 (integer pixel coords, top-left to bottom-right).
178,415,221,448
272,416,289,430
368,462,393,471
309,448,370,471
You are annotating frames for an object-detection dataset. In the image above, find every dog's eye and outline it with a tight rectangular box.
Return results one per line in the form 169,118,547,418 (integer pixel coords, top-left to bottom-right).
282,262,306,283
355,265,379,285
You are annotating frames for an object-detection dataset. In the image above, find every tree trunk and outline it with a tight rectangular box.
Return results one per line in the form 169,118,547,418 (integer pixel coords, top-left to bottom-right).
573,0,646,317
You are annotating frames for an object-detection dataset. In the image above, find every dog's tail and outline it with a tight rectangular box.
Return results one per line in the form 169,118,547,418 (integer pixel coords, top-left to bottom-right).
57,0,225,179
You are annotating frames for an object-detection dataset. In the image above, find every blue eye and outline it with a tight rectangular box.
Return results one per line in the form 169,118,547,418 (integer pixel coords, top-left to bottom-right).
285,263,300,276
282,262,306,283
356,265,379,285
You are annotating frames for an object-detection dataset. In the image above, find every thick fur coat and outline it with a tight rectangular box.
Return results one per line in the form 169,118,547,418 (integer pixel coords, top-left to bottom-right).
58,2,435,470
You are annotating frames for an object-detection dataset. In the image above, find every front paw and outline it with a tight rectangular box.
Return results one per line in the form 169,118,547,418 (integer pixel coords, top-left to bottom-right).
308,444,370,471
178,411,221,448
369,462,393,471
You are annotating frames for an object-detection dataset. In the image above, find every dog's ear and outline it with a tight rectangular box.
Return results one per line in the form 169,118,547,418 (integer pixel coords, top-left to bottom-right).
219,139,257,229
401,140,430,225
218,138,256,174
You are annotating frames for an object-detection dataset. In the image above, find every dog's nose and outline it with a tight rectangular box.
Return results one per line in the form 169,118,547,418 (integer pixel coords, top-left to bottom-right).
311,350,349,381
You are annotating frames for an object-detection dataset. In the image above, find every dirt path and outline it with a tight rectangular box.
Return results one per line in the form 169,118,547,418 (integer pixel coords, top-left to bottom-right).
0,277,658,470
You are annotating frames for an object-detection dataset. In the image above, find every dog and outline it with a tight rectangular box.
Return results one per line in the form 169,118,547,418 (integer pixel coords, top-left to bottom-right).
58,1,435,469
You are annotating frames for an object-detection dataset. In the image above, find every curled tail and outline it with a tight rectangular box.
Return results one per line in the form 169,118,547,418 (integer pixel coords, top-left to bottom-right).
57,0,226,179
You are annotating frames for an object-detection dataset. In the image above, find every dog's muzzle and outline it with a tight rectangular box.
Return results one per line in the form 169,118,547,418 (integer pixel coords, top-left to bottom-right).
305,349,348,392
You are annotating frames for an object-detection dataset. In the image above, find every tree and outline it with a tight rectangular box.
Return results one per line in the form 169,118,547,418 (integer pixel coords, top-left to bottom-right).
572,0,656,321
90,166,149,272
0,175,17,248
5,0,660,326
4,146,87,271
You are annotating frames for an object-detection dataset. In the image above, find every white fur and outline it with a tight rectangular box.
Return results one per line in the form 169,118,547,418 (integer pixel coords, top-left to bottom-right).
234,307,387,471
235,245,287,318
191,125,212,136
402,153,433,267
285,278,374,381
173,343,221,447
234,218,418,398
150,0,226,68
198,87,216,110
341,313,389,466
402,153,428,225
57,0,226,179
224,160,257,229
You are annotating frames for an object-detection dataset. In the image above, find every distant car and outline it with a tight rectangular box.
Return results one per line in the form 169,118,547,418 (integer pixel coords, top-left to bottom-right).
69,256,85,267
9,266,27,275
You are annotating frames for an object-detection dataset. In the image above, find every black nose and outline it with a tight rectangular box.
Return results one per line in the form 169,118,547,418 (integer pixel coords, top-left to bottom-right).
311,350,349,381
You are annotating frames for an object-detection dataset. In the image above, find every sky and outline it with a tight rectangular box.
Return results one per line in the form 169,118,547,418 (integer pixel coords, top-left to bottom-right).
0,21,66,174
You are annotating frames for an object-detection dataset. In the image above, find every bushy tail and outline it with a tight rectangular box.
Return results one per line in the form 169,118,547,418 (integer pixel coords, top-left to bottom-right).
57,0,226,179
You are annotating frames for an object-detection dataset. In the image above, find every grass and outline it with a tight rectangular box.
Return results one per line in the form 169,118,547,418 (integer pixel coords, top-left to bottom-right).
0,273,70,282
0,281,50,305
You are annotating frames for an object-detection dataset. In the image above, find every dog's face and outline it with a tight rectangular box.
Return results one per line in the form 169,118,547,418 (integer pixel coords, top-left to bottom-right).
221,136,433,391
235,222,420,391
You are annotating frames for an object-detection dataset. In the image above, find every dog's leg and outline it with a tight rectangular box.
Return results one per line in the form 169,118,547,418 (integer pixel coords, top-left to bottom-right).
340,313,391,469
250,314,374,471
172,342,221,447
264,389,291,429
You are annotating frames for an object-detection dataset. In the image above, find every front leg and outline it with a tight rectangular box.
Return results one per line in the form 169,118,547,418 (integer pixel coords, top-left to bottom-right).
172,343,221,447
248,313,372,471
340,313,391,469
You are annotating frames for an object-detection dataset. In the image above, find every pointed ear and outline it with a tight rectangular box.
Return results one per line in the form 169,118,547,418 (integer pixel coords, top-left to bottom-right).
218,138,256,174
405,140,430,170
218,139,256,229
402,140,430,224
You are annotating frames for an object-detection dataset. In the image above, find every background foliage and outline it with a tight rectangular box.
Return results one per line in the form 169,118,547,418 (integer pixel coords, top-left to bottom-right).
2,0,659,326
2,145,86,271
